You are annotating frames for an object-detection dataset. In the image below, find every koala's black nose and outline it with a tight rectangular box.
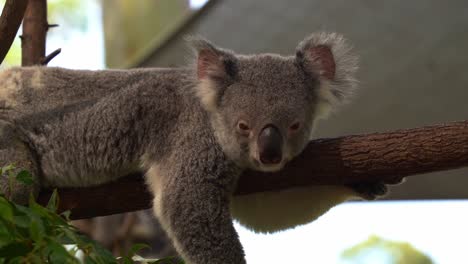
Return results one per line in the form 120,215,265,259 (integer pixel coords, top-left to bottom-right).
258,125,283,165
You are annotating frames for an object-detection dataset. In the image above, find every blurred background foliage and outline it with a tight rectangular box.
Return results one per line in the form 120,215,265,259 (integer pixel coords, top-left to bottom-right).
1,0,204,68
102,0,194,68
340,235,434,264
0,0,90,68
47,0,88,32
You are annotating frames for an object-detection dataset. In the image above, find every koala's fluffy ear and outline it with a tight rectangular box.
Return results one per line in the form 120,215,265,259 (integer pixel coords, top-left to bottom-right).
296,32,358,119
187,37,238,112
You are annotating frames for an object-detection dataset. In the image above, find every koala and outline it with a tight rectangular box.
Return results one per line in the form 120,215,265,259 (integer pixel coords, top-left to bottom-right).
0,32,387,264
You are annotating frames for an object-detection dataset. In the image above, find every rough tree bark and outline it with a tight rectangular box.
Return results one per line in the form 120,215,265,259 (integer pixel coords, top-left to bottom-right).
0,0,28,64
37,120,468,220
21,0,48,66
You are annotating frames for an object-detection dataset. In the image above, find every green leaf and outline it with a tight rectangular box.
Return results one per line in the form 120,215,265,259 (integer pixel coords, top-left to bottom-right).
24,254,43,264
0,184,140,263
14,203,31,214
0,214,27,240
126,243,150,258
13,214,31,228
120,244,151,264
1,164,14,174
80,238,117,264
0,221,13,248
45,240,77,263
46,189,60,212
30,219,45,242
61,210,71,220
4,256,24,264
0,242,31,258
15,170,34,185
62,228,80,244
84,257,99,264
0,197,14,222
29,198,52,219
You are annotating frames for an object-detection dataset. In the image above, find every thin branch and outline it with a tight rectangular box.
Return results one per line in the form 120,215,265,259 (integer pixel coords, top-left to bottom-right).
21,0,48,66
41,48,61,65
37,121,468,219
0,0,28,64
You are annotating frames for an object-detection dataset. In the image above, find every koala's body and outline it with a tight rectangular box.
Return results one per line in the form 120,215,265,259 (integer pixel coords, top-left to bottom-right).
0,33,382,263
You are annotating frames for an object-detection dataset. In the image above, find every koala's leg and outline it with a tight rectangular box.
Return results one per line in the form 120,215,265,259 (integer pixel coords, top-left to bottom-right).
0,120,39,204
145,158,245,264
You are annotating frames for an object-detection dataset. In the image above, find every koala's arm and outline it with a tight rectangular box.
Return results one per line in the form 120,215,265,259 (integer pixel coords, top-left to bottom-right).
146,136,245,264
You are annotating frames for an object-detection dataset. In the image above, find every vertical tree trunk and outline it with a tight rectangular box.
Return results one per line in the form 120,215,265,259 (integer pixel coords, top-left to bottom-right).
0,0,28,64
21,0,48,66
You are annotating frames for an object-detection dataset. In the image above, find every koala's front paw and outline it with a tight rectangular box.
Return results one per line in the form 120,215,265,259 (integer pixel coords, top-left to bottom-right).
348,181,388,200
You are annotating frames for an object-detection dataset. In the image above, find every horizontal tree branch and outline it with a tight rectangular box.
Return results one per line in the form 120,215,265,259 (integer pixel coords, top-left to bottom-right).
37,121,468,219
0,0,28,64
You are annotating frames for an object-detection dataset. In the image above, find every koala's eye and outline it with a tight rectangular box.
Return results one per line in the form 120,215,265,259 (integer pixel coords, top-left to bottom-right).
237,121,250,133
289,122,301,132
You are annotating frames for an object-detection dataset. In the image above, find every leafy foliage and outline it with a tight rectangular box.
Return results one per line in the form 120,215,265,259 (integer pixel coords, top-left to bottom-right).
0,191,118,263
0,164,34,201
0,166,183,263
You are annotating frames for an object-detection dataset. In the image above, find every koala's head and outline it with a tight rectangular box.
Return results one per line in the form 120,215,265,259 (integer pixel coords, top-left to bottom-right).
190,33,358,172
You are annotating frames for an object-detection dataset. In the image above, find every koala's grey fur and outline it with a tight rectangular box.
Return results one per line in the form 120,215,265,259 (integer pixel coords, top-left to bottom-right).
0,33,369,264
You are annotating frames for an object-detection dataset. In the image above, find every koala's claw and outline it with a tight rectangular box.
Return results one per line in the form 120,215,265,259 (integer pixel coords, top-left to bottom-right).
348,181,388,200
